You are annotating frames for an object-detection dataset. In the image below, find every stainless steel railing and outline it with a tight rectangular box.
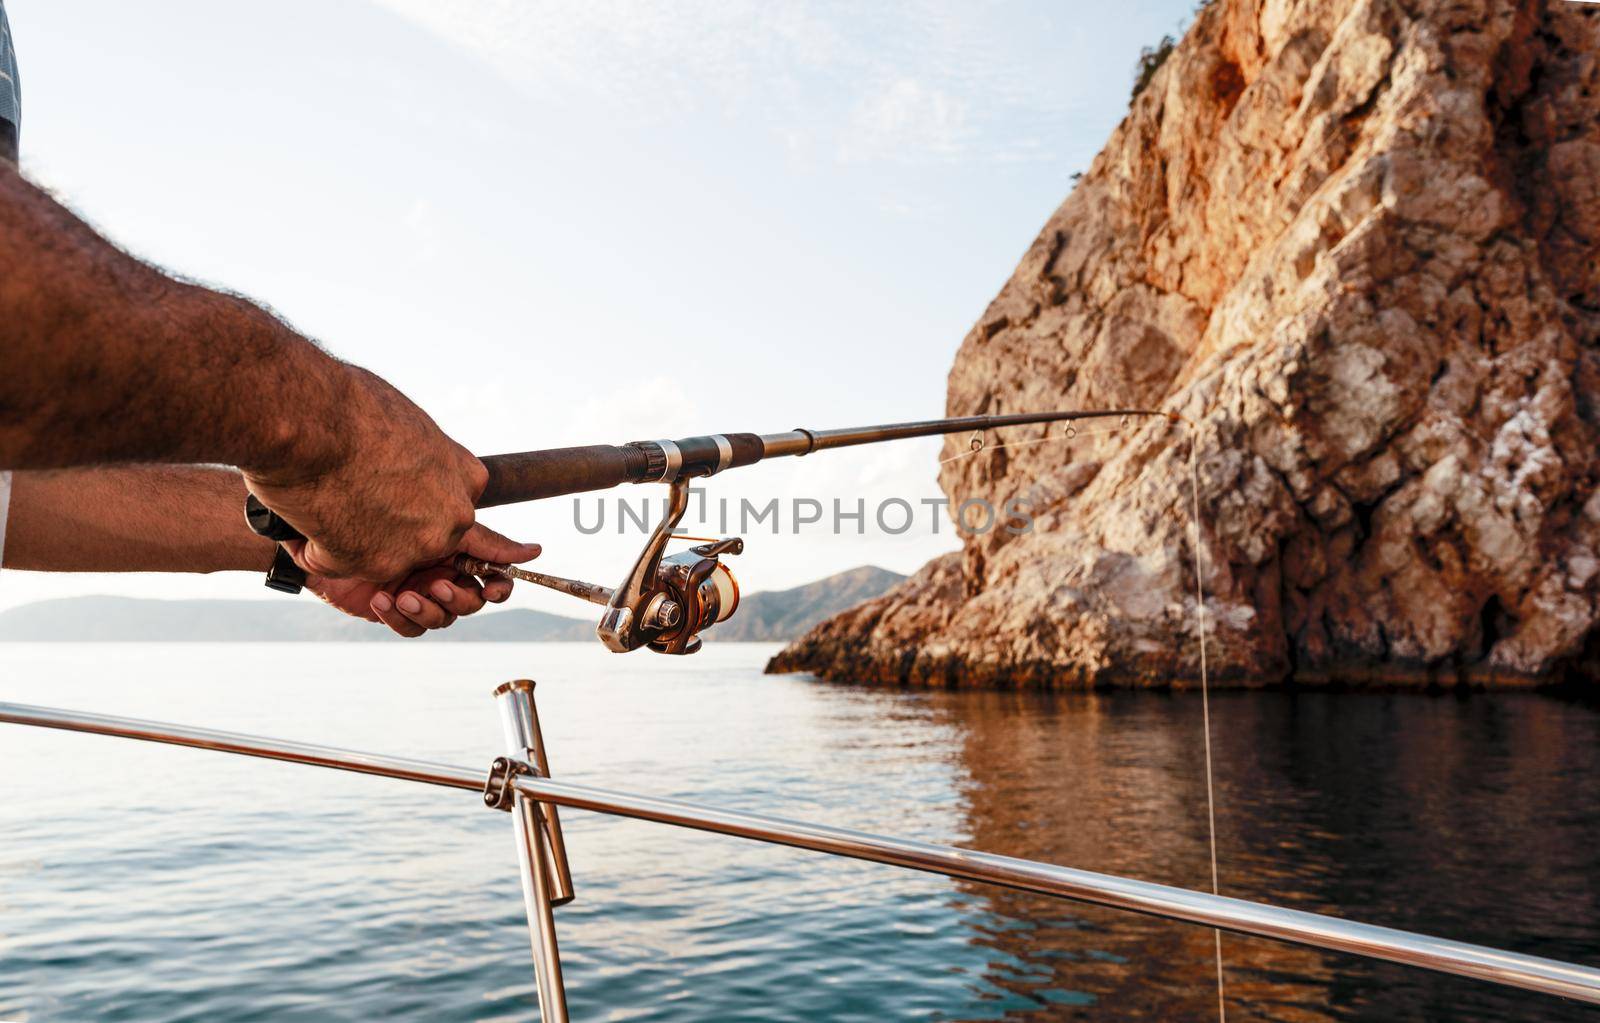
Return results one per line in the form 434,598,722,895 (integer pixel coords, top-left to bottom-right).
3,692,1599,1018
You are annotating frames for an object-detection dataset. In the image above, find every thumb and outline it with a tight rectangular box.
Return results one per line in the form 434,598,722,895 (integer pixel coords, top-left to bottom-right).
458,523,542,565
290,538,354,580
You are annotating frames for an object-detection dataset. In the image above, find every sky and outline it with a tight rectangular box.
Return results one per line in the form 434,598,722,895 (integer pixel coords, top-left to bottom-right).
0,0,1195,616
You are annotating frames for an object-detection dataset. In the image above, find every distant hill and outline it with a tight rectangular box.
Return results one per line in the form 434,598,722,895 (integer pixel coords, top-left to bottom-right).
0,566,904,643
0,596,594,643
710,566,906,641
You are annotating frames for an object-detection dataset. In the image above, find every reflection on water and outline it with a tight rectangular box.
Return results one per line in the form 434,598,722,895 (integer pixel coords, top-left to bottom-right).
1,644,1598,1021
932,688,1600,1021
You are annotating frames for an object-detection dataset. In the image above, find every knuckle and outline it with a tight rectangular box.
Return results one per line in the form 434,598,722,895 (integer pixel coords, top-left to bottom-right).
424,528,457,559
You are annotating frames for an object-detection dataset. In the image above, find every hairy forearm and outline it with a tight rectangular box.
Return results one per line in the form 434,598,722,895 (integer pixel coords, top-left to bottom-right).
3,466,275,573
0,164,353,477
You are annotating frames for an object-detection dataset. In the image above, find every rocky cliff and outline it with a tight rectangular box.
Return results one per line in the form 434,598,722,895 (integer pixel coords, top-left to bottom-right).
771,0,1600,688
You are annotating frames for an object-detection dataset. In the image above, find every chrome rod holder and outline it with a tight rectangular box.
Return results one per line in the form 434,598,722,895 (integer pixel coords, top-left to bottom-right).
494,680,573,1022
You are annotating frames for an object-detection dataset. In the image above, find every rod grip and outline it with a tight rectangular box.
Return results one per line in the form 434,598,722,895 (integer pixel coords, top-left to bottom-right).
245,444,649,546
478,444,647,507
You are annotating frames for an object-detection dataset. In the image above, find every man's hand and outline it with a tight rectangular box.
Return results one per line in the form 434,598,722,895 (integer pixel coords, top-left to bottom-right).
243,368,490,583
303,524,541,637
5,467,542,641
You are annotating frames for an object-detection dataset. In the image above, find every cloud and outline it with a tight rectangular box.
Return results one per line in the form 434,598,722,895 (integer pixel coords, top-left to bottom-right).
369,0,834,112
839,78,968,164
367,0,1082,165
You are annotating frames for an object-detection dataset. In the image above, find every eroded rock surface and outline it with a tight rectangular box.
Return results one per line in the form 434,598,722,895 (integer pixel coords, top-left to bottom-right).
771,0,1600,688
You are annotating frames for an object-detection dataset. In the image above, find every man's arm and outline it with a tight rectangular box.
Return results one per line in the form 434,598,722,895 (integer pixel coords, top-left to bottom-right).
4,466,274,573
5,467,538,636
0,167,351,475
0,163,486,582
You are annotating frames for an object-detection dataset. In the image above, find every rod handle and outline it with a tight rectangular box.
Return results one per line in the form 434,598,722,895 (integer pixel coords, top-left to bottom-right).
478,444,649,507
245,443,650,549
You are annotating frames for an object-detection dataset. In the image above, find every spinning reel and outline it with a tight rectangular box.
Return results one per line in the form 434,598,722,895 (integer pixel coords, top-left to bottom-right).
460,478,742,656
594,478,741,655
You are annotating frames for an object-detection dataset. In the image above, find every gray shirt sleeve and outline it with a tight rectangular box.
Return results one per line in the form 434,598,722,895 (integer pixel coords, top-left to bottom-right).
0,0,19,164
0,1,14,555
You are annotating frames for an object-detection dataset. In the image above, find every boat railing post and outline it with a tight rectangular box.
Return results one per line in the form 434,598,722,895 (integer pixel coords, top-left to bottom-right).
493,680,573,1022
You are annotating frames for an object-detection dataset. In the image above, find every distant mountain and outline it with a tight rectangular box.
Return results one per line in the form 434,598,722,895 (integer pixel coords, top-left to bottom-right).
0,566,905,643
0,596,594,643
710,566,906,641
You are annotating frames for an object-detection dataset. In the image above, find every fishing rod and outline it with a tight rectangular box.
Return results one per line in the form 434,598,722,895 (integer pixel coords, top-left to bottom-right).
246,408,1175,654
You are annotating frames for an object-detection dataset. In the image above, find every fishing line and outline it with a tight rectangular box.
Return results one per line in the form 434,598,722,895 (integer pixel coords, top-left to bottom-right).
1186,418,1227,1022
949,413,1228,1021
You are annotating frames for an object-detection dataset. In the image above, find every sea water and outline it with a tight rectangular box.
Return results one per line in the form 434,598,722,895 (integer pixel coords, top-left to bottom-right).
2,642,1598,1022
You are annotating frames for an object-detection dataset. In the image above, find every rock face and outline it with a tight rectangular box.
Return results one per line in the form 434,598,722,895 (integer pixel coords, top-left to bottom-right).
770,0,1600,688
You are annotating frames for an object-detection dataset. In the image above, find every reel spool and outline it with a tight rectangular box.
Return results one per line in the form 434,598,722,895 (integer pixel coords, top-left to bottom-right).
645,541,742,655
